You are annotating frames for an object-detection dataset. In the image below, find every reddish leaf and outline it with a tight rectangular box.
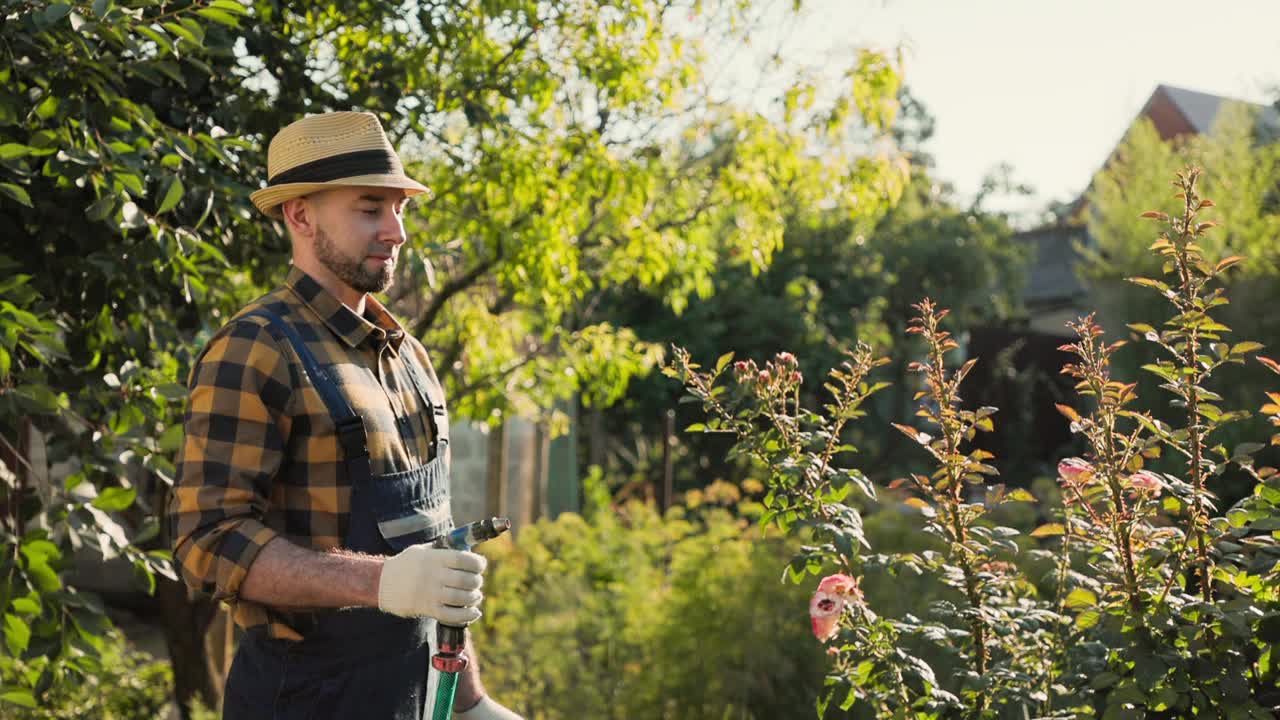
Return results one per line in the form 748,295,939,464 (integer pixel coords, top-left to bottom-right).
1259,356,1280,376
1215,256,1244,273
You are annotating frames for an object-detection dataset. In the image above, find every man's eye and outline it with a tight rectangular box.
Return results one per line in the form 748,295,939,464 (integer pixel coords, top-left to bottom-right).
362,208,379,216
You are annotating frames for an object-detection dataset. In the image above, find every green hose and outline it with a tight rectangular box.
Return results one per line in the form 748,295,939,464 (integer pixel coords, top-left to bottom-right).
431,670,459,720
428,518,510,720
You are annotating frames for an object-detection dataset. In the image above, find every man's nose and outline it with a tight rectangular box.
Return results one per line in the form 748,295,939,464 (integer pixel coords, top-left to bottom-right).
380,209,407,247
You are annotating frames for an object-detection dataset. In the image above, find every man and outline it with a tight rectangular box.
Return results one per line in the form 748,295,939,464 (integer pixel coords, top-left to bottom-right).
169,111,521,720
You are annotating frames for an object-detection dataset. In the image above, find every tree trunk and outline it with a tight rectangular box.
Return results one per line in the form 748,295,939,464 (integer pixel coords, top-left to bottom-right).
157,577,222,720
156,486,226,720
485,421,508,520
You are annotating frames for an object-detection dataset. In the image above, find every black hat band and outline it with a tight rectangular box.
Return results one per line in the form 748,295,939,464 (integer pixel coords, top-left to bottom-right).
267,149,399,186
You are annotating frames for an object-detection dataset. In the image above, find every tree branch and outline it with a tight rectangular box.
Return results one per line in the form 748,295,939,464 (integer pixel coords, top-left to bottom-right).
411,253,500,337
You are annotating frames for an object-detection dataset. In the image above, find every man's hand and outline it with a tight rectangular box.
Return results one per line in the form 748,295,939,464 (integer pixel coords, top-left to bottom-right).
377,545,486,625
455,696,523,719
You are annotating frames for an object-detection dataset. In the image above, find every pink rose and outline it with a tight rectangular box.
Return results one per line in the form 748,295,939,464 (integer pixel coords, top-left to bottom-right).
1057,457,1094,485
809,574,862,643
1129,470,1163,497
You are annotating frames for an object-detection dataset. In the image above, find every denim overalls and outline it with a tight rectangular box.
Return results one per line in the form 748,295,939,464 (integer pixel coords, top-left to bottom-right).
221,308,451,720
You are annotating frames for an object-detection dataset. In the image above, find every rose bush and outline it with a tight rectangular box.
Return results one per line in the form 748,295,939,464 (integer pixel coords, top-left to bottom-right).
668,168,1280,718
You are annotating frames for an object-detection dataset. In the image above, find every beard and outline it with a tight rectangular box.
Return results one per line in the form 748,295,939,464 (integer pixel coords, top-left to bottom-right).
314,225,394,294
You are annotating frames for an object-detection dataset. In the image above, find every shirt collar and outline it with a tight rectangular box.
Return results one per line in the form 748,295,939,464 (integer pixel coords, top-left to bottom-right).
285,266,407,353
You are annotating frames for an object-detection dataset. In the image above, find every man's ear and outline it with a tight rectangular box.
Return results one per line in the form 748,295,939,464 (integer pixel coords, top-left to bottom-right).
280,196,316,239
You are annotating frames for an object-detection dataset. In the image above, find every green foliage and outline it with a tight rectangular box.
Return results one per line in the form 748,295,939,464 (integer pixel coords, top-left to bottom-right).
471,479,850,720
671,169,1280,717
1082,107,1280,282
1,0,909,707
594,148,1027,508
5,629,172,719
1081,106,1280,506
1,0,257,706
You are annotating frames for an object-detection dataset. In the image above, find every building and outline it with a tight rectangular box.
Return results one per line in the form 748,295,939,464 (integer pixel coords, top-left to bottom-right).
966,84,1279,466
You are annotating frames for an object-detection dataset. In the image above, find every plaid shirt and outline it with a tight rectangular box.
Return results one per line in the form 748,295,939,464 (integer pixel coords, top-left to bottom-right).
169,266,446,641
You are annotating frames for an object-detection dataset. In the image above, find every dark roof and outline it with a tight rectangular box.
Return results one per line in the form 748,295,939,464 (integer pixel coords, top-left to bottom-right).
1021,84,1277,315
1016,225,1087,306
1159,84,1280,135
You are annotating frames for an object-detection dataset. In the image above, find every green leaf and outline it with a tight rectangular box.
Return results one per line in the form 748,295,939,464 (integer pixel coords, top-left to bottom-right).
1004,488,1035,502
85,193,117,222
134,24,170,51
1090,671,1120,689
162,21,201,46
9,596,39,616
714,351,734,374
22,559,60,593
1030,523,1064,537
0,183,32,208
42,3,73,26
152,60,187,87
1148,686,1178,712
0,690,36,709
0,144,33,160
195,8,241,26
1258,613,1280,643
35,95,59,120
91,487,137,512
157,176,184,214
93,0,114,18
210,0,249,12
15,383,67,412
4,613,30,656
1065,587,1097,609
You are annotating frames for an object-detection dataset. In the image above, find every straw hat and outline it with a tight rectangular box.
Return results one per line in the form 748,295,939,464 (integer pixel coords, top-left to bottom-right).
249,111,429,216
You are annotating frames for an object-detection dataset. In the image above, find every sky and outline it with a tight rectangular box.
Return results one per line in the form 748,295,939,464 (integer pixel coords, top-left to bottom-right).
727,0,1280,218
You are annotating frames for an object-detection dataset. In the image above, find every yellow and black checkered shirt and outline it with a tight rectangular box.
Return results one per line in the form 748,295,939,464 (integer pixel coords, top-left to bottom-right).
169,266,446,640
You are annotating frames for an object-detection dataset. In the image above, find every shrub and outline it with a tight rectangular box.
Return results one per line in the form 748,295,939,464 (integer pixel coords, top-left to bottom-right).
669,168,1280,718
6,629,171,719
473,470,862,719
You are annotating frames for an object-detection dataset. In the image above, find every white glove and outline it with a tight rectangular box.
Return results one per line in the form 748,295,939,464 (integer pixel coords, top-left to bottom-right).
455,696,523,719
377,544,486,625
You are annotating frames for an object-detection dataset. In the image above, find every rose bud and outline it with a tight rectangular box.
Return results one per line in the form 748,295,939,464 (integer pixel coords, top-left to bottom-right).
1057,457,1094,486
1128,469,1163,497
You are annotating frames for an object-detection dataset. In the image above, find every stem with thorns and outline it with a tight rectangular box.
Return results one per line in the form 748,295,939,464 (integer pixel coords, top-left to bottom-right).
910,301,989,712
1174,213,1212,603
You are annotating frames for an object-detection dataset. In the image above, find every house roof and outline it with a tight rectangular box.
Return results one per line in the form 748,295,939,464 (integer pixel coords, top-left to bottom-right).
1017,224,1087,306
1017,85,1278,316
1155,84,1280,137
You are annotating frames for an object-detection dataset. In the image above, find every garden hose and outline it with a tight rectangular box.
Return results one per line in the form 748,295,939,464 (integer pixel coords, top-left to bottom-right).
429,517,511,720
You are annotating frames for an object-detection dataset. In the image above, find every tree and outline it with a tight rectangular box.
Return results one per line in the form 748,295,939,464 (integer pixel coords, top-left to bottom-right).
0,0,907,714
1080,105,1280,505
589,97,1027,501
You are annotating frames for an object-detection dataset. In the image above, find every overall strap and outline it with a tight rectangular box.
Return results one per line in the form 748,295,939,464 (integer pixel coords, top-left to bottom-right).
399,349,449,461
240,308,369,462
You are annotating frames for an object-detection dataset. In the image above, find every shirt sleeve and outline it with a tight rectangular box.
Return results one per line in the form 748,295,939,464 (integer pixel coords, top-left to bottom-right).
169,318,294,602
